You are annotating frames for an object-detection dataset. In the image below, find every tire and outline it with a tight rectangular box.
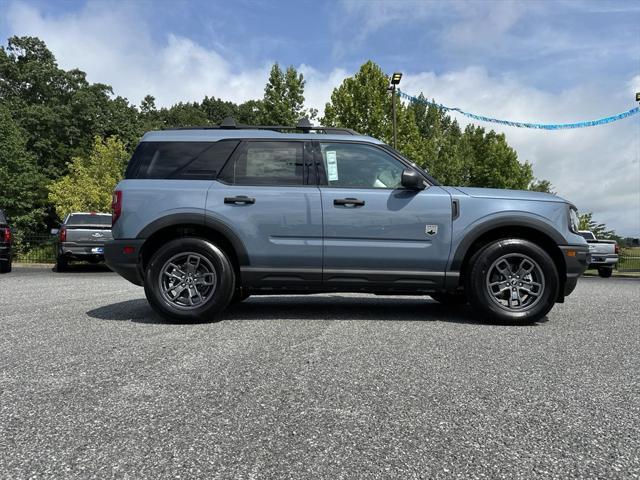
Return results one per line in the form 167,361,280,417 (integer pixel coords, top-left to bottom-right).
56,255,67,272
430,291,467,305
143,237,235,322
597,267,613,278
0,257,10,274
464,239,559,324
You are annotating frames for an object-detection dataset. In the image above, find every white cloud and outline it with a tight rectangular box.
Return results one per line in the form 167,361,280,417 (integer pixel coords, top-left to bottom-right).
4,1,639,235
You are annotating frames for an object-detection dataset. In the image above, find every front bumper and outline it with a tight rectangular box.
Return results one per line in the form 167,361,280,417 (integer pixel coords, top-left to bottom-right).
559,244,590,298
104,239,145,286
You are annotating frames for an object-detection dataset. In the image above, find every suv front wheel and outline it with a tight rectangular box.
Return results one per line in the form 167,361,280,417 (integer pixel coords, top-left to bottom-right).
144,238,235,322
465,239,559,324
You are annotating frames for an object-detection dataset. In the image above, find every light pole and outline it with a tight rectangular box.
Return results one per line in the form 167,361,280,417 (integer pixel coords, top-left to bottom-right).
389,72,402,149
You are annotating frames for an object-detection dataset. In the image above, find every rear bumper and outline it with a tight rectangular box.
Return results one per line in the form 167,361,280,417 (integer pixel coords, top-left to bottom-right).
0,244,10,261
104,239,145,286
560,245,590,297
588,254,618,268
60,244,106,258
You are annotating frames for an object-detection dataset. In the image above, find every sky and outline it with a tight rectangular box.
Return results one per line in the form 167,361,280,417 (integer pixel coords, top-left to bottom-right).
1,0,639,236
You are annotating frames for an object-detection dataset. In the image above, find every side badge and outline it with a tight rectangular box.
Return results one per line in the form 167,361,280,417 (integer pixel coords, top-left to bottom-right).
425,224,438,236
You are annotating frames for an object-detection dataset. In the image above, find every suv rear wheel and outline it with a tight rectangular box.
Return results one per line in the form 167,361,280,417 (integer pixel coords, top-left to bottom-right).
144,238,235,322
465,239,559,324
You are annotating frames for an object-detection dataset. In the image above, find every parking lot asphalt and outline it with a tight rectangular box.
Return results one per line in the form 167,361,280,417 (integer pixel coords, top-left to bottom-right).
0,266,639,479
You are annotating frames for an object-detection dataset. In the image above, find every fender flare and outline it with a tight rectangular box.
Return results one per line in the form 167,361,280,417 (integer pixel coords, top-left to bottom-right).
449,214,565,272
137,212,250,265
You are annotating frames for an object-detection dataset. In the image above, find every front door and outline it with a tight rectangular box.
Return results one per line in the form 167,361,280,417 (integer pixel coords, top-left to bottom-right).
316,141,452,290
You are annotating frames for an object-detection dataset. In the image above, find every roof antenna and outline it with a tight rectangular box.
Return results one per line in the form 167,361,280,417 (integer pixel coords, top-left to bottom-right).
220,117,237,129
297,117,312,133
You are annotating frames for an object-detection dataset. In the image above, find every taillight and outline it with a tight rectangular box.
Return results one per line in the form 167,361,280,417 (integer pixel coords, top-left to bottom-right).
615,244,620,255
112,190,122,225
58,226,66,242
3,228,10,243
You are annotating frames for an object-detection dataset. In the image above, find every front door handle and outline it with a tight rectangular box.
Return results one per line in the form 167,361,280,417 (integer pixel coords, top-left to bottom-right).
334,198,365,207
224,195,255,205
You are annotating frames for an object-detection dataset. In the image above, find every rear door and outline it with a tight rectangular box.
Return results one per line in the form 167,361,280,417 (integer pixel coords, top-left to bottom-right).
316,141,452,290
206,140,323,288
64,214,113,244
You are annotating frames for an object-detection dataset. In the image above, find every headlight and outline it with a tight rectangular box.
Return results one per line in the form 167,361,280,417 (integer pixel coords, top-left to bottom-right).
569,206,580,233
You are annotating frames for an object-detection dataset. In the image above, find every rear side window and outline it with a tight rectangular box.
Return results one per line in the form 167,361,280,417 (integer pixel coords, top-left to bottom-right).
126,141,239,179
219,141,304,186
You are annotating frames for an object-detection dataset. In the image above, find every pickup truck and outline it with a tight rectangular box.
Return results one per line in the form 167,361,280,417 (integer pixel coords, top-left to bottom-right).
0,209,12,273
52,212,113,271
578,230,618,277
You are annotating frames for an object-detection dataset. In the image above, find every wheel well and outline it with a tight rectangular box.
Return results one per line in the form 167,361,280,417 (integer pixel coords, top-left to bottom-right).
459,226,567,300
140,224,242,278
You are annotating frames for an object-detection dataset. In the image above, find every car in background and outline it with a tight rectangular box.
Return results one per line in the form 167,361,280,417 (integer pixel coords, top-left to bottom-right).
52,212,113,272
578,230,618,278
0,209,12,273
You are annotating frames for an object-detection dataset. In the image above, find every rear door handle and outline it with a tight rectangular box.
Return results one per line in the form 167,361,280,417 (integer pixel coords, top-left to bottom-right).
224,195,255,205
334,198,365,207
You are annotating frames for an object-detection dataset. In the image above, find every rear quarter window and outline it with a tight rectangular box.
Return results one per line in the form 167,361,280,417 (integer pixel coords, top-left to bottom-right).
126,140,239,180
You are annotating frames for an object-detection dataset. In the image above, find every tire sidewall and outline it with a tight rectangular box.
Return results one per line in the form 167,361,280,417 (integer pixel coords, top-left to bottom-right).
144,238,235,322
466,239,559,324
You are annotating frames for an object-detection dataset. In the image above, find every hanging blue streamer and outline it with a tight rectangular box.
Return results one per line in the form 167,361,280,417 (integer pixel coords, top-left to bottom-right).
397,90,640,130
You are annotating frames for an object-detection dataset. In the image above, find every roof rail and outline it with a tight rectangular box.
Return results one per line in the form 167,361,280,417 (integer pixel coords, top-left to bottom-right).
163,117,360,135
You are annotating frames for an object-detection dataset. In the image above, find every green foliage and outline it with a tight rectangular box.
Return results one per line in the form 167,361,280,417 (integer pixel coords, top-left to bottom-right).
529,179,554,193
48,136,128,219
1,36,555,235
260,64,309,125
323,62,542,190
0,36,141,179
0,105,47,234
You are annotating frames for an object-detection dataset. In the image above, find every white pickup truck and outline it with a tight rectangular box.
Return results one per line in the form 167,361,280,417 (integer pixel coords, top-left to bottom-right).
578,231,618,277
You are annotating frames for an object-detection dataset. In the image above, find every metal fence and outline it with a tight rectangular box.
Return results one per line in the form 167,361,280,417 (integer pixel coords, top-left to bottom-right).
13,234,57,264
618,248,640,272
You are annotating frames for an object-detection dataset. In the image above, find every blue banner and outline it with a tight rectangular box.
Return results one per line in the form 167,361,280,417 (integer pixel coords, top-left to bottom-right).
398,90,640,130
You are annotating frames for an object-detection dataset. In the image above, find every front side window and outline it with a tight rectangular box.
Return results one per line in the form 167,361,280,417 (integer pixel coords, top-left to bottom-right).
219,141,304,186
319,143,405,189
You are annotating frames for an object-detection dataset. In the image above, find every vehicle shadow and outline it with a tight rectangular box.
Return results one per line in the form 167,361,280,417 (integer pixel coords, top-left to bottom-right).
53,263,112,273
86,295,547,327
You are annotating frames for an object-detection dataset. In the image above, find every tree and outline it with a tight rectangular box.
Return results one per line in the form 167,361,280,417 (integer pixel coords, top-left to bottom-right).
0,36,141,179
0,106,47,234
323,61,392,140
529,179,554,193
48,136,128,219
259,64,308,125
578,212,617,239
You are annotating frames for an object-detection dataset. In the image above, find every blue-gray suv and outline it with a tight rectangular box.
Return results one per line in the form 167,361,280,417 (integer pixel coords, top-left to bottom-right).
105,119,589,324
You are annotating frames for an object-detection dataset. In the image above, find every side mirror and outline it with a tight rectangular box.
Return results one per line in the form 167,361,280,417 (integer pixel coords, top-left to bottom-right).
401,169,426,190
50,228,59,235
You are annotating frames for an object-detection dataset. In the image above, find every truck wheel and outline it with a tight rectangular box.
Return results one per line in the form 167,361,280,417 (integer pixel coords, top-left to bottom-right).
430,291,467,305
465,239,559,324
597,267,613,278
56,255,67,272
0,258,10,273
144,237,235,322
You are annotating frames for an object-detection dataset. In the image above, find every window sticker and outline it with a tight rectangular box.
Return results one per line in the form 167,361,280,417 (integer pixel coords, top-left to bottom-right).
326,151,339,181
